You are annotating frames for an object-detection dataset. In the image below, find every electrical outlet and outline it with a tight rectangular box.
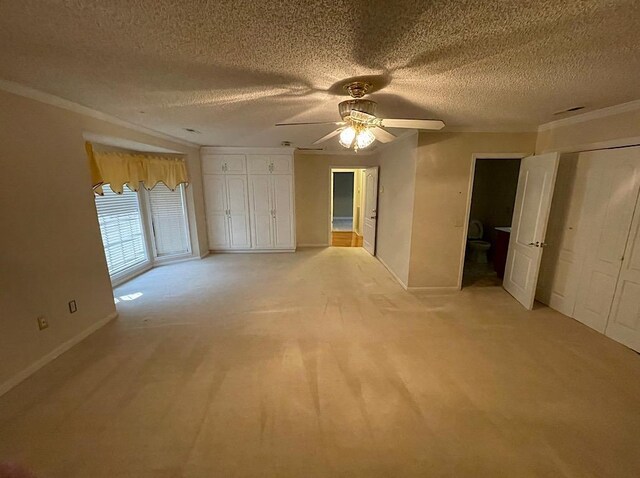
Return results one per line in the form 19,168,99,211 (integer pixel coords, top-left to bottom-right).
68,300,77,314
37,316,48,330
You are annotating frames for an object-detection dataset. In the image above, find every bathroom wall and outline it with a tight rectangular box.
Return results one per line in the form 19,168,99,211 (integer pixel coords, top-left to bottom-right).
469,159,520,252
408,132,537,288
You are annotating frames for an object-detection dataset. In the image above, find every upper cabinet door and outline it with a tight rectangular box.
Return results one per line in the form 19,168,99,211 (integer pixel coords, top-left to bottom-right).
202,155,227,174
247,155,272,174
270,155,292,174
247,155,292,174
503,153,559,310
202,154,246,174
225,155,247,174
272,175,295,249
225,175,252,249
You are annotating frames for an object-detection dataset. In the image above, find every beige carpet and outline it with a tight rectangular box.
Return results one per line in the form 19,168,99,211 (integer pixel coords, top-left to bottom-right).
1,248,639,477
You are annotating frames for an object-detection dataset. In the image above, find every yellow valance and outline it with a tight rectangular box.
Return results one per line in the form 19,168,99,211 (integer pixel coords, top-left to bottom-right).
86,142,189,195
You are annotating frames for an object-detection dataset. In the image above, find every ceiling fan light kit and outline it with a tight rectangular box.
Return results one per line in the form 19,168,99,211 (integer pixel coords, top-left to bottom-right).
276,81,445,151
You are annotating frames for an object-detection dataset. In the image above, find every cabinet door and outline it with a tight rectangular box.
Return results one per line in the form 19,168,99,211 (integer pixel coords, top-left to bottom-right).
270,155,292,174
225,155,247,174
249,175,274,248
247,155,272,174
203,175,229,249
271,175,295,249
573,153,639,332
201,155,227,175
226,175,251,249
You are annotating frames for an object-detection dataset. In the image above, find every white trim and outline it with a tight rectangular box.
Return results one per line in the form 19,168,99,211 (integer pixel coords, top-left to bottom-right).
295,148,375,156
537,136,640,154
0,312,119,397
201,146,294,155
0,79,199,148
110,262,153,288
200,250,211,259
210,249,296,253
377,256,409,290
458,153,529,290
443,125,537,133
406,286,460,293
297,243,329,247
538,100,640,132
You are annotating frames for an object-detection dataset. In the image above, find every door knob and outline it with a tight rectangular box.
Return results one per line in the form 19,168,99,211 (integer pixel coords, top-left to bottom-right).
528,241,539,247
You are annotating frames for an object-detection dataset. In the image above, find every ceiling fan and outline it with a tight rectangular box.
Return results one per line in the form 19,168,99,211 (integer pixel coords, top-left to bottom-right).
275,81,445,151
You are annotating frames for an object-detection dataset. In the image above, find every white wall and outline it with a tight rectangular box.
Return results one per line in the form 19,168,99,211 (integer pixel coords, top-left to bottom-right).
374,133,418,287
0,87,207,395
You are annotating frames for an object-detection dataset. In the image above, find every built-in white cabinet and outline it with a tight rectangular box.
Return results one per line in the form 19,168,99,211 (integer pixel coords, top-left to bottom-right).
203,173,251,250
247,155,292,174
537,146,640,352
201,148,295,252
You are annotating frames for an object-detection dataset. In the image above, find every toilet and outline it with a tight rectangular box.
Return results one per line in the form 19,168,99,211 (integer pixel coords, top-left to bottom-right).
467,220,491,263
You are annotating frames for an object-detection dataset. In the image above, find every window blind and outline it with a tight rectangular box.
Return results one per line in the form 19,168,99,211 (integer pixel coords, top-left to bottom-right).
148,184,190,257
95,185,148,278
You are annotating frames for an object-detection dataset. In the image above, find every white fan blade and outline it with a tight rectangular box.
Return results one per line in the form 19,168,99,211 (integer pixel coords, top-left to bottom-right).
380,118,445,130
276,121,345,126
371,127,396,143
312,128,343,145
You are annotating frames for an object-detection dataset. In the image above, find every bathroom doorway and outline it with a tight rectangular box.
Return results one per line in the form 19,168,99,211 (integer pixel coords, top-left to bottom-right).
330,168,366,247
461,156,522,287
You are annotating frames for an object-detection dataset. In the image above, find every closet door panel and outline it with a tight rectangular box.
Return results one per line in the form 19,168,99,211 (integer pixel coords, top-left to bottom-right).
272,175,295,249
605,167,640,352
249,175,274,248
573,152,640,332
226,175,251,249
203,175,229,249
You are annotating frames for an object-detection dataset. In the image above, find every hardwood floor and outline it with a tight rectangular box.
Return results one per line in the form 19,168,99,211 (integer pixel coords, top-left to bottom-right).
1,248,639,477
331,231,363,247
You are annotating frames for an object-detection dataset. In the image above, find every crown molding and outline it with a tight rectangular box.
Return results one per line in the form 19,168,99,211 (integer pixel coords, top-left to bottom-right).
538,99,640,132
201,146,295,155
0,79,199,149
294,148,375,156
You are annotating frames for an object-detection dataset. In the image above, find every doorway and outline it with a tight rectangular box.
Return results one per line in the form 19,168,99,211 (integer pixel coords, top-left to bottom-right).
330,169,366,247
462,158,521,287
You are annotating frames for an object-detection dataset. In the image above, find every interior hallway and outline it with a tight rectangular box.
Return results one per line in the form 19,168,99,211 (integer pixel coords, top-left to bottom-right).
0,248,639,477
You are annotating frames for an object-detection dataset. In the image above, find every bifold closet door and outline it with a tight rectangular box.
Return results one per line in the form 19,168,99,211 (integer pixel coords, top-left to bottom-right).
226,175,252,249
272,175,294,248
249,175,274,248
204,175,230,249
606,188,640,352
572,152,640,333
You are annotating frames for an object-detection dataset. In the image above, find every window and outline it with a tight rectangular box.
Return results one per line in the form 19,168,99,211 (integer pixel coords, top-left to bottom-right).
147,184,191,257
95,185,149,279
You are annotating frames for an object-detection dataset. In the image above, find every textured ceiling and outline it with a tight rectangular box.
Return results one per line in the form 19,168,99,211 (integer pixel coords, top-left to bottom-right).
1,0,639,148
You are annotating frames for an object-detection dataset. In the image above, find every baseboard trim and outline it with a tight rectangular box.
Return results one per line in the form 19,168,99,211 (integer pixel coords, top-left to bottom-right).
406,286,460,293
210,249,296,254
377,256,409,290
199,250,210,259
0,311,119,397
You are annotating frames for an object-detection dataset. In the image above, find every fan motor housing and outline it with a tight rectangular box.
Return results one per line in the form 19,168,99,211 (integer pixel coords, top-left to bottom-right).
339,99,377,120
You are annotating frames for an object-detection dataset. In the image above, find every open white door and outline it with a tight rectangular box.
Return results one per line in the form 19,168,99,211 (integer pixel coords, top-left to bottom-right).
363,167,379,255
503,152,559,309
